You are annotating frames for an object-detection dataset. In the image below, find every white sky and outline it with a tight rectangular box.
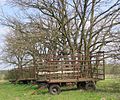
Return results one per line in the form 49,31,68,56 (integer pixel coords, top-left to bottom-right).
0,0,6,5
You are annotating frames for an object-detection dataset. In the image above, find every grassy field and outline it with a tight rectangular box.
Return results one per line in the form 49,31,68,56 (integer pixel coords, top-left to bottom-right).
0,79,120,100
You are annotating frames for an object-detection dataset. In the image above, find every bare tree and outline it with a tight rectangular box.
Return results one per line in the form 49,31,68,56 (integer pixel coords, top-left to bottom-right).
0,0,120,69
9,0,120,54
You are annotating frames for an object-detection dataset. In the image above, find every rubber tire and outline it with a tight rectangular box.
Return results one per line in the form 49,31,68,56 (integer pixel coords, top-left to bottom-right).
85,82,96,91
49,84,61,95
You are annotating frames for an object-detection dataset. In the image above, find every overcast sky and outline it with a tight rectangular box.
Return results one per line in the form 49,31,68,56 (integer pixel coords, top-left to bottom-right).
0,0,11,70
0,0,9,36
0,0,19,43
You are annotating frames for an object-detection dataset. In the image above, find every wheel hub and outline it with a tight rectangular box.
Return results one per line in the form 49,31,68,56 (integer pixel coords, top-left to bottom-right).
53,88,57,93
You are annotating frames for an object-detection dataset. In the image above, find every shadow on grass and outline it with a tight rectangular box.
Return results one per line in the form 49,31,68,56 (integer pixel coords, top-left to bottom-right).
36,88,79,95
62,87,79,92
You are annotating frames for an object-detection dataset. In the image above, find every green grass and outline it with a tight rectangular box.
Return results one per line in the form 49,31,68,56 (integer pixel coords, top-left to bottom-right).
0,79,120,100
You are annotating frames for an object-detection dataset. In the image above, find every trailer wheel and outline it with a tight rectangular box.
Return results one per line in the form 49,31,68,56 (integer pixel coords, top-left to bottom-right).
85,82,96,91
49,84,61,95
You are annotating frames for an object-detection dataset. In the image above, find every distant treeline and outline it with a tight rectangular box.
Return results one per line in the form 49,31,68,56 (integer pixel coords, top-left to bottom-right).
105,64,120,75
0,70,8,80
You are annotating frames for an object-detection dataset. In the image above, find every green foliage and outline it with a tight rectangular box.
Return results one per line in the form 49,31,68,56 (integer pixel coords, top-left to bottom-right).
0,70,8,80
105,64,120,77
0,79,120,100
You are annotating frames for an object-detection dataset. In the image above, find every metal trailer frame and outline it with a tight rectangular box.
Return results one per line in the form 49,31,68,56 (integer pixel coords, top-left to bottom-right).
36,51,105,94
9,66,36,84
9,51,105,94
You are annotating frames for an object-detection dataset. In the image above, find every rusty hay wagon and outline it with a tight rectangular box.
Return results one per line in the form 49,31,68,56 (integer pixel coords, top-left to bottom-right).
36,51,105,94
9,51,105,94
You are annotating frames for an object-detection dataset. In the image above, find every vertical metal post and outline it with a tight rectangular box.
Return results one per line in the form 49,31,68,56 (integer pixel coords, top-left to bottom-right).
96,53,99,79
103,52,105,80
